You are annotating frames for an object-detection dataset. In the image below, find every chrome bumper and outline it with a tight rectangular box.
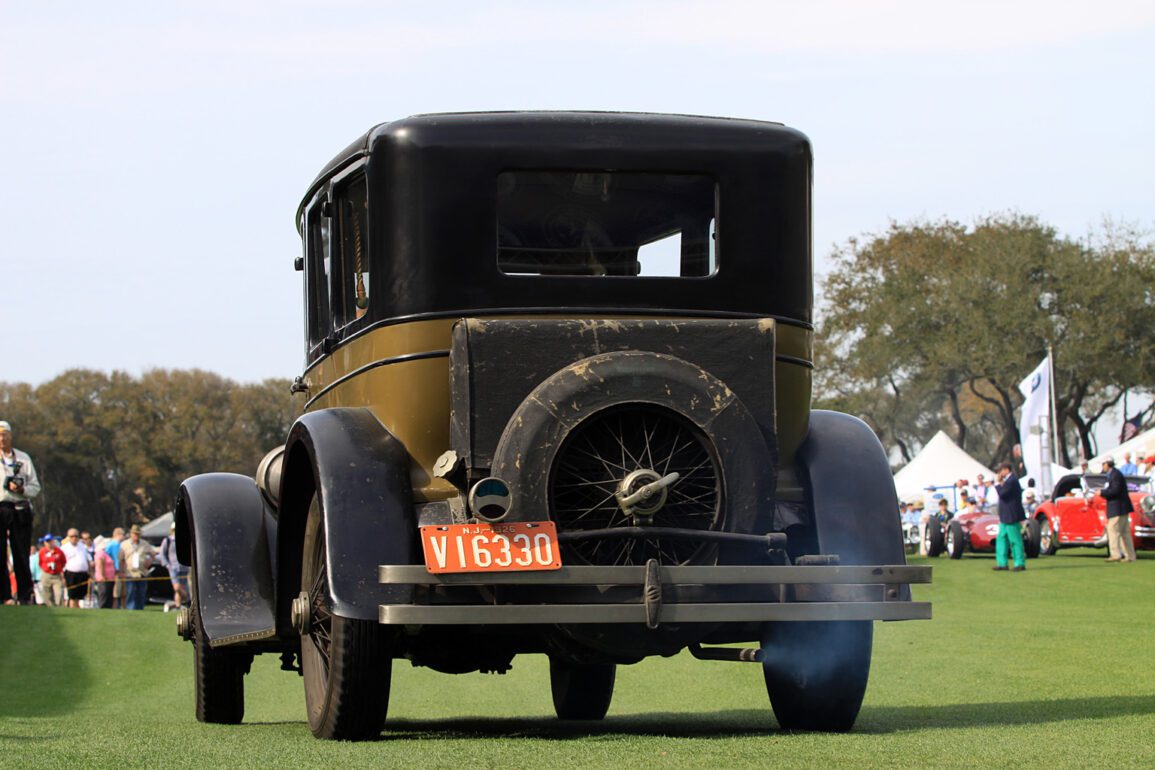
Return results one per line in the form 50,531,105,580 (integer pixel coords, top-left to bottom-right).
378,563,932,626
1134,526,1155,538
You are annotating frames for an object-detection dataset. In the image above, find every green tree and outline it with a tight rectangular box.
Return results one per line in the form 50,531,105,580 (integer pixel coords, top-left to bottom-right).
0,370,299,535
817,214,1155,468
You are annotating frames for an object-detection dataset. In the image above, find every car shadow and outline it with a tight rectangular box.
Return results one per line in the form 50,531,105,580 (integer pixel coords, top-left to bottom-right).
380,712,770,740
370,694,1155,739
856,694,1155,732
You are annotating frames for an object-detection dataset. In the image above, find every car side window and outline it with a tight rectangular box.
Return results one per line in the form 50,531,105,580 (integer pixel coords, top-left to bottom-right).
304,196,332,351
333,172,370,327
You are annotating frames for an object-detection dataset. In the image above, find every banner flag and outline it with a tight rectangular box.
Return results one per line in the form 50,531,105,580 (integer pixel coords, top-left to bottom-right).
1018,357,1051,489
1121,414,1142,443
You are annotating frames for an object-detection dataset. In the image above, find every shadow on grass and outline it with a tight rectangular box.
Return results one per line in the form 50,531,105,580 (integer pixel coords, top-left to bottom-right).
364,694,1155,740
0,607,93,718
382,712,770,740
858,694,1155,732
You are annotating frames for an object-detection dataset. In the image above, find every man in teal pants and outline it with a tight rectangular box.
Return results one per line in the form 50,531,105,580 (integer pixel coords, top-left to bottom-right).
993,462,1027,571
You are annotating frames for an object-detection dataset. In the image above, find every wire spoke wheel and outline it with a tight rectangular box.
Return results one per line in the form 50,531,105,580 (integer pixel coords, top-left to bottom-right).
551,405,721,565
302,514,333,684
299,493,391,740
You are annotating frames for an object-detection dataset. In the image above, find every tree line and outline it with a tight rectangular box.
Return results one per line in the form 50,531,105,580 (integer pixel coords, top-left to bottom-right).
815,213,1155,469
0,369,300,537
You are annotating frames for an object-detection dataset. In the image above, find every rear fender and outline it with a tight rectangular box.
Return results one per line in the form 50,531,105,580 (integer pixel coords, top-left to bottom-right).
276,407,415,630
797,410,907,571
175,473,277,645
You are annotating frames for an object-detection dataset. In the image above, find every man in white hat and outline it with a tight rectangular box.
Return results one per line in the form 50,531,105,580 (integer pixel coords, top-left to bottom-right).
0,420,42,605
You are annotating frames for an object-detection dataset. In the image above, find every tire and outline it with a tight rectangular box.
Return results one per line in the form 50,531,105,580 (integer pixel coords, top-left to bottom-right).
946,520,965,560
190,544,246,724
762,621,873,732
1023,518,1041,559
1038,517,1057,556
549,658,616,720
300,494,392,740
491,351,770,567
924,520,945,557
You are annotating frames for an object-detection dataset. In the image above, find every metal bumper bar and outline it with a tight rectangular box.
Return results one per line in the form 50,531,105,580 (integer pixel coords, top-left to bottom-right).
378,564,932,626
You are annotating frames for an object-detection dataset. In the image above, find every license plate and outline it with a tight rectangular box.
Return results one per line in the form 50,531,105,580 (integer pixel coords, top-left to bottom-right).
419,521,562,574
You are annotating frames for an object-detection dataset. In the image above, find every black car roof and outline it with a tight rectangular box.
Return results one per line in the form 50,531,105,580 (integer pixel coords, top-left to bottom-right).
301,111,796,209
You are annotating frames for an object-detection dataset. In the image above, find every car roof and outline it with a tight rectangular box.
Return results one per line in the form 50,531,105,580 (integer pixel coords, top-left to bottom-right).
301,111,796,207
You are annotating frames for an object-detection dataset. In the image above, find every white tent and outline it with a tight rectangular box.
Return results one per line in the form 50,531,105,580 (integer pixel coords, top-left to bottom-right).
1088,425,1155,471
893,431,995,504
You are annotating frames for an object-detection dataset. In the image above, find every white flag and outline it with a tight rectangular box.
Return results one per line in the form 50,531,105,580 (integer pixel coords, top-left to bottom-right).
1018,357,1050,489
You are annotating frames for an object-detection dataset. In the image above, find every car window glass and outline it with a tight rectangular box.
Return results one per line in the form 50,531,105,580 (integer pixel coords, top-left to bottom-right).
334,173,370,326
497,171,718,278
305,199,332,349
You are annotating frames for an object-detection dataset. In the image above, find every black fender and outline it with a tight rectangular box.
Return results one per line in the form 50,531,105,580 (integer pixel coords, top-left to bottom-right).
276,407,414,630
797,410,906,568
175,473,277,646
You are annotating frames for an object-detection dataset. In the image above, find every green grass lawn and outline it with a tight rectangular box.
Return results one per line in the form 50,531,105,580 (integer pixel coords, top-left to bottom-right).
3,550,1154,768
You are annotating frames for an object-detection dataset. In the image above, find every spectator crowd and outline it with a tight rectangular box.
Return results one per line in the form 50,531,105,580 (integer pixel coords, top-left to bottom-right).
13,522,189,612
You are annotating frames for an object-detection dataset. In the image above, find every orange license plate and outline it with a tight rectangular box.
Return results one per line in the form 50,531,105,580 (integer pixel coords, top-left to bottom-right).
419,521,562,574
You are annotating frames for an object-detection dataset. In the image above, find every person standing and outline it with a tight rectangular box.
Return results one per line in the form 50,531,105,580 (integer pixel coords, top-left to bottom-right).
934,497,952,521
38,535,66,606
120,524,156,610
28,544,43,604
0,421,42,605
1119,452,1139,477
993,462,1027,572
158,523,189,613
973,474,998,512
1139,448,1154,475
105,527,126,608
1101,456,1137,563
91,536,117,609
60,528,93,608
953,479,970,510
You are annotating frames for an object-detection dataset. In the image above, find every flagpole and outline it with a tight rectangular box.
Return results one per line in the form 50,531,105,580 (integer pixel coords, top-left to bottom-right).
1047,345,1059,466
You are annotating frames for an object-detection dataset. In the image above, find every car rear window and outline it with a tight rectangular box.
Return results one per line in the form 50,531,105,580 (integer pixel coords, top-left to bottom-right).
497,171,717,278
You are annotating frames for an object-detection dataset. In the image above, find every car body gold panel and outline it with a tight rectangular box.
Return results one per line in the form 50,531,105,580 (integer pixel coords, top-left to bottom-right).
302,316,812,502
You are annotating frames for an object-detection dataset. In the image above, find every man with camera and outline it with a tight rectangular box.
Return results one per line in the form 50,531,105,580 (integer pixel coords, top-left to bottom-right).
0,421,42,605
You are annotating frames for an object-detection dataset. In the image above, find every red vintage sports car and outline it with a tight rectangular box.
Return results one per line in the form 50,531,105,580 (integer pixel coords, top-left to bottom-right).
923,507,1043,560
1031,473,1155,553
925,475,1155,559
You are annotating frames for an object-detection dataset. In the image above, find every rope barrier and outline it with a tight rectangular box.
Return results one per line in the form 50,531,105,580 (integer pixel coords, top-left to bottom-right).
34,573,187,608
39,574,181,591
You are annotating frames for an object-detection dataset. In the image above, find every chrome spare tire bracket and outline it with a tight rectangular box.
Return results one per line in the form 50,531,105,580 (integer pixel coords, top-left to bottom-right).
643,558,662,629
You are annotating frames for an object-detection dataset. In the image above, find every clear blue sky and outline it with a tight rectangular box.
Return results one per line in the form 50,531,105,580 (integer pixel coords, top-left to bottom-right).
3,1,1152,385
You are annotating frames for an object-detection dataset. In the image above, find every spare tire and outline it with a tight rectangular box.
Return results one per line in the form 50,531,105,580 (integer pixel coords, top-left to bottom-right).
491,351,776,660
491,350,775,567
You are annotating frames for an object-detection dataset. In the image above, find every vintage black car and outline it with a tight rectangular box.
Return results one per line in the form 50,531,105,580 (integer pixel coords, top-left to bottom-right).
174,111,930,740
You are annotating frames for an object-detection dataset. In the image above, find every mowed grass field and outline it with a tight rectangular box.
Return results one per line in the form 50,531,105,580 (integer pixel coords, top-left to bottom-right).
3,549,1155,768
